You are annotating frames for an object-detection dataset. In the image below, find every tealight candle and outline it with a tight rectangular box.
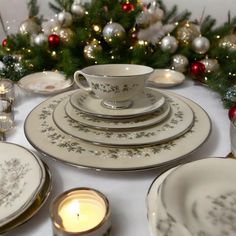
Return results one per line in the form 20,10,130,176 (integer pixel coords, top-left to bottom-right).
0,79,14,103
50,188,111,236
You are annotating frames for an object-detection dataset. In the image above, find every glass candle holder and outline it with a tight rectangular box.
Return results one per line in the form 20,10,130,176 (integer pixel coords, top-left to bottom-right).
0,79,15,103
50,188,111,236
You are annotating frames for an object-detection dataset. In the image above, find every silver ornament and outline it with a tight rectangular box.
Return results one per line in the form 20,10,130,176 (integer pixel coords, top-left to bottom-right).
33,33,47,45
192,36,210,54
171,54,189,72
200,58,219,73
71,3,85,17
219,35,236,51
160,35,178,53
19,19,41,35
102,22,125,43
84,40,102,59
224,86,236,103
42,18,61,36
58,11,73,27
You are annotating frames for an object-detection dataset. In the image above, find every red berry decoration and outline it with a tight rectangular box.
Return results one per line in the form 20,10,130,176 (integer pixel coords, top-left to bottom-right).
48,34,60,47
190,61,206,76
122,2,134,12
228,105,236,121
2,38,7,47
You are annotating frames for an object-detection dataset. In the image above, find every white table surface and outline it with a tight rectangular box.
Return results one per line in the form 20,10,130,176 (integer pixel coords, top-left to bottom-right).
4,79,230,236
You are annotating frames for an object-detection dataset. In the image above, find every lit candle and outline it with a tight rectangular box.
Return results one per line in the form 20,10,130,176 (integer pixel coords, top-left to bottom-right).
50,188,111,236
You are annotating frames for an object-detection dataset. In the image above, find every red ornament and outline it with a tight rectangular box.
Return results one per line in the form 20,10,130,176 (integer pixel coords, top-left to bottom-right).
2,38,7,47
228,105,236,121
48,34,60,47
122,2,134,12
190,61,206,76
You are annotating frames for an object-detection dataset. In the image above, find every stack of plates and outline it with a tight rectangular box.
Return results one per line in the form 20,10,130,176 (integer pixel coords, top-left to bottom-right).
0,142,52,234
24,87,211,171
147,158,236,236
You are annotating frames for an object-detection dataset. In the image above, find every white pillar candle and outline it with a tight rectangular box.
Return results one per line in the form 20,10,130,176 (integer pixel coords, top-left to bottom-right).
50,188,111,236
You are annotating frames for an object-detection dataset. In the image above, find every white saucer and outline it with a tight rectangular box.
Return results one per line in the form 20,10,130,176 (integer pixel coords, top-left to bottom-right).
65,100,171,131
0,142,46,227
148,69,185,88
69,87,165,119
18,71,73,95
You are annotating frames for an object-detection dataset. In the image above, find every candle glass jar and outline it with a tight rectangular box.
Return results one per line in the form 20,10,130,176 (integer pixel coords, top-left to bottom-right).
50,188,111,236
0,79,15,104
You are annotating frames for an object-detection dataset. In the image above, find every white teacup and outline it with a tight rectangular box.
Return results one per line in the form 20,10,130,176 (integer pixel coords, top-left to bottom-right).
74,64,154,109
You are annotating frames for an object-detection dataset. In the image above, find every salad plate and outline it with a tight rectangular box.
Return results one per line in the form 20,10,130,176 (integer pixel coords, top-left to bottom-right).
0,142,46,227
0,161,52,234
18,71,73,95
24,90,211,171
160,158,236,236
53,95,194,147
69,87,165,119
65,100,171,131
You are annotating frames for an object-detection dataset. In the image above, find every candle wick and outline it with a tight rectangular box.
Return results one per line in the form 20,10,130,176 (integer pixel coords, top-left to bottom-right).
77,213,79,218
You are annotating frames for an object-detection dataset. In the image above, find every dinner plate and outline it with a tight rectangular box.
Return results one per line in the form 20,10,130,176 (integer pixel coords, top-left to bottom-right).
24,90,211,171
69,87,165,119
0,161,52,234
18,71,73,95
53,94,194,147
147,167,192,236
148,69,185,88
65,100,171,131
160,158,236,236
0,142,46,227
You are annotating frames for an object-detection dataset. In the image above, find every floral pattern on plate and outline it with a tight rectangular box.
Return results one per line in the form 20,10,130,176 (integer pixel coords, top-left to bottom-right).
53,95,194,147
0,142,46,227
24,90,211,171
65,101,171,131
69,87,165,118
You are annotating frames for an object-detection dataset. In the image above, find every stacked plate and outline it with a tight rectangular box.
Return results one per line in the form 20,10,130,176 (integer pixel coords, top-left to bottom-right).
147,158,236,236
24,87,211,171
0,142,52,234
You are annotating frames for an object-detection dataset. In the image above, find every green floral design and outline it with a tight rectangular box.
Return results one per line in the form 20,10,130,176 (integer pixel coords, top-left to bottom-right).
0,159,30,207
91,82,139,94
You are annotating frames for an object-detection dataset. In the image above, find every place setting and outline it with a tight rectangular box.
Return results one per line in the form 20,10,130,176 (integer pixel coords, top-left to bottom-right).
24,64,211,171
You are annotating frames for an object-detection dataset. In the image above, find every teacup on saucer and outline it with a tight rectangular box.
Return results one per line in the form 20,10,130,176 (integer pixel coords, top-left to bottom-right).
74,64,154,109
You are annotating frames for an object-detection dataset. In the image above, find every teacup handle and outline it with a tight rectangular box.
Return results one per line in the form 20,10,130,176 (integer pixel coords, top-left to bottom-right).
74,70,92,92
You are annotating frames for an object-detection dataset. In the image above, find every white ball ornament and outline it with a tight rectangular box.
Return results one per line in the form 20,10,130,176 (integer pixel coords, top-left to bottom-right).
192,36,210,54
161,36,178,53
58,11,73,27
71,3,85,17
33,33,47,45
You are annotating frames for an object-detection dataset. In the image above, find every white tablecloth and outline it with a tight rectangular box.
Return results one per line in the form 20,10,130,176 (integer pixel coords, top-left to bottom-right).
5,79,230,236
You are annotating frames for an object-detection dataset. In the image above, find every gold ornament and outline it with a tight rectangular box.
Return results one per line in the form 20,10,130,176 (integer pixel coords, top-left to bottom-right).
84,39,102,59
200,58,219,73
219,35,236,51
19,18,41,35
176,21,200,45
59,28,74,44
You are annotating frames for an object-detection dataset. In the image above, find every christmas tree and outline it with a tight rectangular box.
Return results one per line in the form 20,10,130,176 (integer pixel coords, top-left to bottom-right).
1,0,236,108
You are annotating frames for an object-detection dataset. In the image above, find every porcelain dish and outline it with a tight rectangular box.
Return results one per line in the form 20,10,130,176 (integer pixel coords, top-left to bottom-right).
65,100,171,131
24,90,211,171
18,71,73,95
160,158,236,236
0,161,52,234
69,87,165,119
0,142,46,227
53,95,194,147
148,69,185,88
